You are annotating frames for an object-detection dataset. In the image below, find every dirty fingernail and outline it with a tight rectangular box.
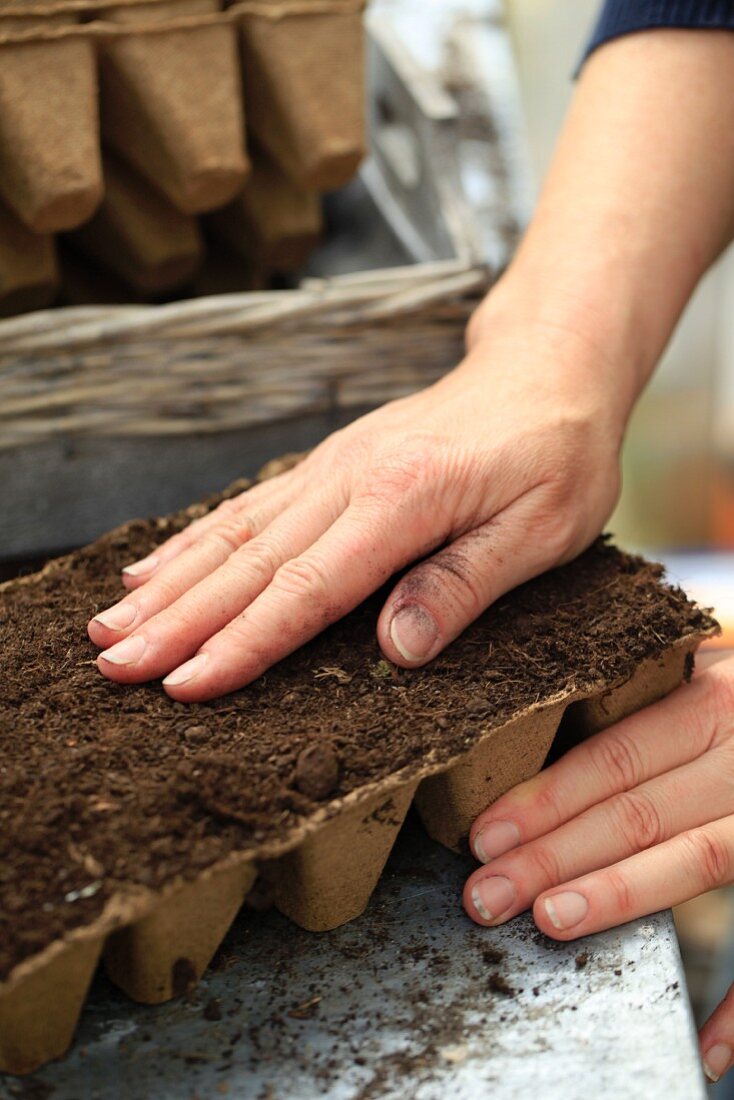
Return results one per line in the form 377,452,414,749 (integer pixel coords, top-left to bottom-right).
163,653,209,688
122,555,159,578
471,876,516,922
544,891,588,931
99,634,147,666
390,605,439,662
703,1043,732,1083
474,821,521,863
93,603,137,631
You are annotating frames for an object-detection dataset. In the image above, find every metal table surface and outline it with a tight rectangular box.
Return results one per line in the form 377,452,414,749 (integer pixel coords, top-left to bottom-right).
0,813,706,1100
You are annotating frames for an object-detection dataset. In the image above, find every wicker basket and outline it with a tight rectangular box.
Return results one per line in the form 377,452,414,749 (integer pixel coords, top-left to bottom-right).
0,261,489,558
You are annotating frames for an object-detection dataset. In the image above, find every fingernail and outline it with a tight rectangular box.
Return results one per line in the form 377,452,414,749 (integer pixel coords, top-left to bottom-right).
122,555,159,578
163,653,209,687
390,605,439,662
93,603,137,632
99,634,147,666
474,821,521,862
703,1043,732,1083
544,891,588,931
471,876,516,922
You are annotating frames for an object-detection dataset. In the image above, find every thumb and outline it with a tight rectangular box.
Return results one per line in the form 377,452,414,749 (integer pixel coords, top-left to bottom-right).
377,488,578,667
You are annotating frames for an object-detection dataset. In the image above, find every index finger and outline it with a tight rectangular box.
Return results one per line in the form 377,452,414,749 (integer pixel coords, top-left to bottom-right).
120,470,298,588
469,667,719,864
531,813,734,940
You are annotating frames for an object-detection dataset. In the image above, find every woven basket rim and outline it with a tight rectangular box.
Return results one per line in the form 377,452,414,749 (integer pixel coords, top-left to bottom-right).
0,261,488,355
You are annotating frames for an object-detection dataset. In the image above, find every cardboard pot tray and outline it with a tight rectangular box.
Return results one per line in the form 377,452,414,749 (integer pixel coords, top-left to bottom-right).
0,0,365,313
0,464,718,1075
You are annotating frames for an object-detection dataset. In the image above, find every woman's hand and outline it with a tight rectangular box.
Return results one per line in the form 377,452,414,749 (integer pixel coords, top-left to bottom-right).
464,655,734,1084
87,25,734,705
87,316,627,701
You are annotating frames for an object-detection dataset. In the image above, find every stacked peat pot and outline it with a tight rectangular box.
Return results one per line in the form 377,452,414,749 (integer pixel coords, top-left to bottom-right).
0,458,719,1075
0,0,365,315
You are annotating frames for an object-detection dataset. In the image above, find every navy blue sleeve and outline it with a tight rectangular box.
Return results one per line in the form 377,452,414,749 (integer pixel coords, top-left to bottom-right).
585,0,734,62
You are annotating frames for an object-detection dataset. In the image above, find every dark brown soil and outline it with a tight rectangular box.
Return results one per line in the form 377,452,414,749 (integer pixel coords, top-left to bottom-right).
487,972,515,997
0,478,715,980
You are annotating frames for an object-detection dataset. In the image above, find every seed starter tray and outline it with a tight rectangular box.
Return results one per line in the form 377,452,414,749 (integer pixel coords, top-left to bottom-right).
0,471,717,1075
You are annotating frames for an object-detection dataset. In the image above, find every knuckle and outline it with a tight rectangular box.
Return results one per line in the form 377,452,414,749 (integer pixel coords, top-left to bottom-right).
228,537,281,581
201,515,258,557
159,523,203,556
614,790,665,850
213,497,240,520
273,554,331,602
530,780,568,832
604,867,635,915
152,601,198,638
365,437,437,501
682,827,731,892
145,571,184,607
592,732,644,792
215,611,255,649
162,529,190,553
526,842,565,888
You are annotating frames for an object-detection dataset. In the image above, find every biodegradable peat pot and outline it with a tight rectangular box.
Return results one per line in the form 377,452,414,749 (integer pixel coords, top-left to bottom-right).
208,149,322,270
104,860,257,1002
71,154,204,296
0,933,105,1075
416,699,570,852
0,199,58,317
0,4,102,233
98,0,249,214
266,778,420,931
0,891,140,1077
0,463,718,1074
238,0,366,190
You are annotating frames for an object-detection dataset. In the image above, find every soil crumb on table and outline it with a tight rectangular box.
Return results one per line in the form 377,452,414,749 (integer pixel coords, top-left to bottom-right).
0,488,714,978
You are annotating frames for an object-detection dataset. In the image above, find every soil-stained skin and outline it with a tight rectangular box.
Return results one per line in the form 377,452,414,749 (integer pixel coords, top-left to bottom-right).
0,480,714,979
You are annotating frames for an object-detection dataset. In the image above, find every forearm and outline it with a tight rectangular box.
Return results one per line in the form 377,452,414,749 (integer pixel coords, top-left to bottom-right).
471,29,734,418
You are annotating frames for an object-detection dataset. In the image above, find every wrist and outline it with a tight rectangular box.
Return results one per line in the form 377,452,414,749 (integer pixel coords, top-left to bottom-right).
467,258,652,421
463,268,646,442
